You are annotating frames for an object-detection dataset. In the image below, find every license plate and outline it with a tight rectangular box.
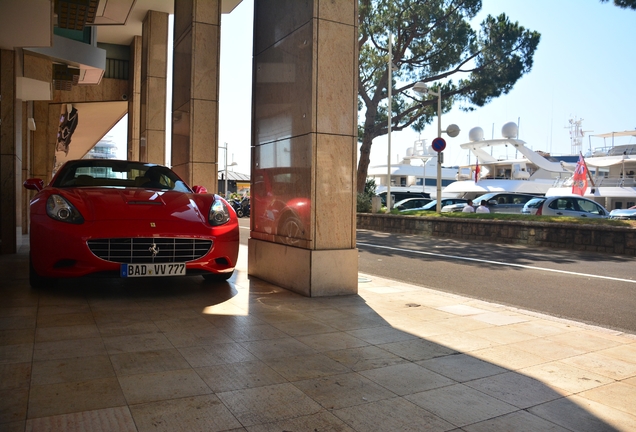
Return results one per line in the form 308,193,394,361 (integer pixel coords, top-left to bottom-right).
121,263,186,277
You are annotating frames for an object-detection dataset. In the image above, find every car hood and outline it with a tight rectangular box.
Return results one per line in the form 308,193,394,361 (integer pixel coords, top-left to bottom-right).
62,188,209,223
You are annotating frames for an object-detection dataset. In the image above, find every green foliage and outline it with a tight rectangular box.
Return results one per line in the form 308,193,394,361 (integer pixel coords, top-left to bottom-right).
600,0,636,10
357,178,378,213
357,0,541,192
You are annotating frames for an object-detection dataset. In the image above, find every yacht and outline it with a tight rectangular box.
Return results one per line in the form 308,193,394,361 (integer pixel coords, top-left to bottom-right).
443,122,573,200
368,138,459,200
544,130,636,211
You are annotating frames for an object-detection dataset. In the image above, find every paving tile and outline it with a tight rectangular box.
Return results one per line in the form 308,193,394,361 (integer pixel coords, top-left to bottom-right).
110,349,190,376
0,362,31,390
418,353,507,382
102,333,173,354
0,387,28,424
378,338,457,361
271,319,338,337
405,383,517,427
561,351,636,380
426,331,498,352
597,343,636,363
511,338,588,361
465,371,565,409
118,369,212,405
296,331,368,352
178,342,258,368
0,343,33,364
129,394,241,432
345,325,419,345
324,345,408,372
33,337,107,361
508,320,580,337
220,323,288,342
0,315,36,331
579,382,636,416
245,411,355,432
27,378,127,419
217,383,323,427
467,326,537,345
360,362,455,396
471,312,530,326
196,359,286,392
36,304,91,316
520,361,614,394
25,406,137,432
162,326,234,347
240,337,315,361
97,321,161,338
152,316,215,333
546,331,623,352
293,371,397,410
463,409,571,432
0,328,34,347
264,353,351,381
436,305,489,316
333,397,453,432
529,395,636,432
35,324,100,342
31,355,116,385
36,313,95,328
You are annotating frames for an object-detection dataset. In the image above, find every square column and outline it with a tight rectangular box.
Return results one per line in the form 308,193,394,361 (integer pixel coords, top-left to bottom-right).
140,11,168,164
171,0,221,191
0,50,22,254
127,35,142,161
248,1,359,296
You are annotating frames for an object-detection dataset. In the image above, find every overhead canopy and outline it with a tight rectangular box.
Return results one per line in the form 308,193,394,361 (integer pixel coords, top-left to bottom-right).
591,131,636,138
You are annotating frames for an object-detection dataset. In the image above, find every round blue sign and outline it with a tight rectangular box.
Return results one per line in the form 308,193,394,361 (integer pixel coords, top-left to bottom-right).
431,137,446,152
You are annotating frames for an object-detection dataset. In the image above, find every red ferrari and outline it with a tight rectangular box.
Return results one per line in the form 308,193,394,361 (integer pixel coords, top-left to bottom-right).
23,159,239,288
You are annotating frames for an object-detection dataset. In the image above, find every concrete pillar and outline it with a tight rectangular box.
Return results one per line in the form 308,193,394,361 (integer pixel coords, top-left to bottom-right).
0,50,22,254
128,35,142,161
171,0,221,192
248,1,359,296
140,11,168,164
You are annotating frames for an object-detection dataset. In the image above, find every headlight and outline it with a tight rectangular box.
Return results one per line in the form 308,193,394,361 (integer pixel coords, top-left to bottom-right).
209,197,231,226
46,194,84,224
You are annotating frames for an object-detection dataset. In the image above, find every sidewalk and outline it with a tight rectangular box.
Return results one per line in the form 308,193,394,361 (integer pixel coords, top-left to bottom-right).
1,244,636,431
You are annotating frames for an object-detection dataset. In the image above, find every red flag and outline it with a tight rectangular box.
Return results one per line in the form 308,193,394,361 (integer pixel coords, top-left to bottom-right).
474,158,480,183
572,152,587,196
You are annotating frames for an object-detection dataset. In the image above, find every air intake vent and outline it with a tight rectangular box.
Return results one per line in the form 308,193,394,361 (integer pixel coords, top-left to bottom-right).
87,238,213,264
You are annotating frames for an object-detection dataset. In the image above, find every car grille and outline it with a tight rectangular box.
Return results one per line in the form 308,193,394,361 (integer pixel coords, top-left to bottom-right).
87,238,213,264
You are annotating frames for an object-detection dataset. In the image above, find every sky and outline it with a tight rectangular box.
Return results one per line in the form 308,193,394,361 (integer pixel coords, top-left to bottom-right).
111,0,636,174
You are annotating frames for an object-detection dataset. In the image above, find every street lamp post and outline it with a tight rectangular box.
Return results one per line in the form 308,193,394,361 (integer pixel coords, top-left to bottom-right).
412,82,460,212
386,33,394,212
219,143,237,198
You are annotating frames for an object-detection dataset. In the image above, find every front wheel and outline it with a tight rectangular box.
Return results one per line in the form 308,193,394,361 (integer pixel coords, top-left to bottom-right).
29,255,56,289
235,208,244,218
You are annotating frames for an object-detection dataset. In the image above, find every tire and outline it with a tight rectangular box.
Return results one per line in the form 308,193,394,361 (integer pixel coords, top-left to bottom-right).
29,255,55,289
236,208,244,218
202,271,234,282
279,215,303,245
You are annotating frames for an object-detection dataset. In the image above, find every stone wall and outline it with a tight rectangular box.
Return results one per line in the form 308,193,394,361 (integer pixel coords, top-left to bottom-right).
356,214,636,256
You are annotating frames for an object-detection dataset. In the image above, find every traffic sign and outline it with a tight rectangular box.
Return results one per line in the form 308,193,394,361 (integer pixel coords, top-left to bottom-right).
431,137,446,152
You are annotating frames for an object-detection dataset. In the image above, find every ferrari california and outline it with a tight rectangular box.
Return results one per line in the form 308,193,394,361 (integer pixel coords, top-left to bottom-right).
23,159,239,288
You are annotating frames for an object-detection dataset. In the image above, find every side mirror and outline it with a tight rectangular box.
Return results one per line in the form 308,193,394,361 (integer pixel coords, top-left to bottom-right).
192,185,208,194
24,178,44,192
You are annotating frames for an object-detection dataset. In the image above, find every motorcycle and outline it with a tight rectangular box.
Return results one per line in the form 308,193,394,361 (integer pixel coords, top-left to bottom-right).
229,198,245,217
240,196,250,217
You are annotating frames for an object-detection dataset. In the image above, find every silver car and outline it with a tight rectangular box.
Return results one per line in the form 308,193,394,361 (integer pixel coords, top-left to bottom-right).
609,206,636,220
521,196,609,218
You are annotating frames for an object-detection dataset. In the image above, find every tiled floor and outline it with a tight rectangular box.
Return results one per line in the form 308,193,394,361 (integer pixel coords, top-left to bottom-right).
2,244,636,431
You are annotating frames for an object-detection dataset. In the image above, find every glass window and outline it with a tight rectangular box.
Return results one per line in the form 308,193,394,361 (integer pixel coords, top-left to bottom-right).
576,199,602,214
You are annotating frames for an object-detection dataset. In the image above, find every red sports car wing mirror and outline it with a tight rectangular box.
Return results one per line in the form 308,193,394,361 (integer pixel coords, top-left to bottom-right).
192,185,208,194
23,178,44,192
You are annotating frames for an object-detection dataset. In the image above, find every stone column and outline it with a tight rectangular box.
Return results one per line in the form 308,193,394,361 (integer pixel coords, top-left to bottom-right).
140,11,168,164
127,35,142,161
248,1,359,296
171,0,221,192
0,50,22,254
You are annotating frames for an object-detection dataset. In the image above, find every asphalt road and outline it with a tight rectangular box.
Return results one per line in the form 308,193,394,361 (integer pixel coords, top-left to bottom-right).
239,218,636,333
356,228,636,334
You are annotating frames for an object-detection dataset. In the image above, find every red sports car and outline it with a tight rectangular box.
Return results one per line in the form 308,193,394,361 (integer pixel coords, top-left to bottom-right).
23,159,239,288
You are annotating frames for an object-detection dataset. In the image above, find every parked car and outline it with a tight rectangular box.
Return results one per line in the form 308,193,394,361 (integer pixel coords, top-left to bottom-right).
402,198,468,212
377,191,429,207
609,205,636,220
23,159,240,288
444,192,540,214
393,197,433,211
521,196,609,218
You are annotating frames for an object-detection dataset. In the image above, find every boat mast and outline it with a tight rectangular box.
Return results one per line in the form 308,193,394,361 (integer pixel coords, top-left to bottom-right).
567,118,585,155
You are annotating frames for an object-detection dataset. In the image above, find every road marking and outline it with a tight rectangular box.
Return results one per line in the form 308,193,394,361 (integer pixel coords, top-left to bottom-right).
357,242,636,284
